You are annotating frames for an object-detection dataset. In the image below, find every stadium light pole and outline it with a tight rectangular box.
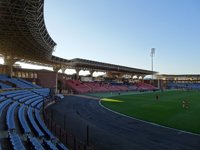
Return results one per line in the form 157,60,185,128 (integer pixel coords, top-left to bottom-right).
150,48,155,80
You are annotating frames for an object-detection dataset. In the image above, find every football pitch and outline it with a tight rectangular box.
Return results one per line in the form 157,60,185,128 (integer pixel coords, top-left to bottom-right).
100,90,200,134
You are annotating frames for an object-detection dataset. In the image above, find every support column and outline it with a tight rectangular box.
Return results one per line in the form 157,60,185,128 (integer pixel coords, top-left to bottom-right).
3,56,18,77
76,68,80,80
53,66,61,72
118,73,124,78
106,71,112,78
158,79,160,89
135,75,139,80
130,74,134,79
141,75,145,82
53,65,61,94
89,70,94,77
61,67,67,74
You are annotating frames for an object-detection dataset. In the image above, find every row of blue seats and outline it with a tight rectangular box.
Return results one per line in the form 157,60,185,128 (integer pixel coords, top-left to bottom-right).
1,88,68,150
25,96,43,106
17,78,41,88
7,78,34,88
0,88,49,96
27,135,45,150
18,104,52,150
0,99,12,117
28,107,45,137
8,131,26,150
0,96,5,101
24,103,68,149
13,92,35,100
32,88,50,97
0,75,12,89
0,90,29,96
43,140,58,150
6,101,19,130
0,89,47,107
35,109,55,139
0,82,12,89
1,89,49,149
0,75,41,89
6,91,32,98
19,94,41,103
0,95,46,138
0,90,46,109
35,101,43,109
24,107,68,150
168,83,200,89
18,105,31,134
0,93,44,112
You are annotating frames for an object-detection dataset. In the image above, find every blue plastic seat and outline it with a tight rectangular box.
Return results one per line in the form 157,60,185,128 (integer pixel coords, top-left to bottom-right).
35,109,55,140
0,96,6,101
27,135,45,150
18,94,39,103
31,99,43,107
0,99,12,117
35,101,44,109
6,101,19,130
31,88,50,97
6,91,31,98
27,107,44,137
0,90,27,96
12,92,34,100
57,142,69,150
43,140,58,150
8,131,26,150
25,97,43,105
18,105,31,133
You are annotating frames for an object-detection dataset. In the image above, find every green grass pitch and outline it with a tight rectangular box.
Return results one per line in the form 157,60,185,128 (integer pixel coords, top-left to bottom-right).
101,90,200,134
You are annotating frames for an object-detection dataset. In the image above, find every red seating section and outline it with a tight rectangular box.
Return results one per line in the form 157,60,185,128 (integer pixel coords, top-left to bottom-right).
136,82,157,90
65,80,90,93
65,80,157,94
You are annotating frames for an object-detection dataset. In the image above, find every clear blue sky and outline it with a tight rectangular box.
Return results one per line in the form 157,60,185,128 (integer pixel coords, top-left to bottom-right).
44,0,200,74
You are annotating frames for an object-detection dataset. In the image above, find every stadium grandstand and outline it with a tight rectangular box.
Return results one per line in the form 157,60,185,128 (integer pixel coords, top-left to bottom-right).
156,74,200,90
0,0,200,150
0,0,158,149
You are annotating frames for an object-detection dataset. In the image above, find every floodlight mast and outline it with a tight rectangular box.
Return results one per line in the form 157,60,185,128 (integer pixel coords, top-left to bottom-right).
151,48,155,80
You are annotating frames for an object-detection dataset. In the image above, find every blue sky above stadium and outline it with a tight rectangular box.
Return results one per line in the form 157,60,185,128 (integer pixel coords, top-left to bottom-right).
42,0,200,75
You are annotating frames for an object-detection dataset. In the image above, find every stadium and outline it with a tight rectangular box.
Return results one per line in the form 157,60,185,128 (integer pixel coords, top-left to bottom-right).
0,0,200,150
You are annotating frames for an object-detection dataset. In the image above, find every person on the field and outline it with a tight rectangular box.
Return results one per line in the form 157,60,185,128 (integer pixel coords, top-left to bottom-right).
156,95,159,100
182,100,189,109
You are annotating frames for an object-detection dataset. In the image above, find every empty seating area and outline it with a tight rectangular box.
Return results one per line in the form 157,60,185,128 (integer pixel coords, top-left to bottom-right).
136,82,158,91
6,101,19,130
8,131,26,150
27,135,45,150
168,82,200,90
0,75,40,89
65,80,90,93
0,87,69,150
34,109,55,140
0,82,12,89
65,80,157,94
27,107,45,138
18,105,31,134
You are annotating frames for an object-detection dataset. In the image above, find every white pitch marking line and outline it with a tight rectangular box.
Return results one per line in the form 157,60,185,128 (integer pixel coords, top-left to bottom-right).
98,99,200,137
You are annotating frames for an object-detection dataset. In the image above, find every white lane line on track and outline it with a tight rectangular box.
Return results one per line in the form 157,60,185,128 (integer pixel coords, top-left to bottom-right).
98,99,200,137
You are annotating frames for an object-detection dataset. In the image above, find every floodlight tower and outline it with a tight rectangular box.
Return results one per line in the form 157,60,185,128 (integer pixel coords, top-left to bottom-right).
150,48,155,80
